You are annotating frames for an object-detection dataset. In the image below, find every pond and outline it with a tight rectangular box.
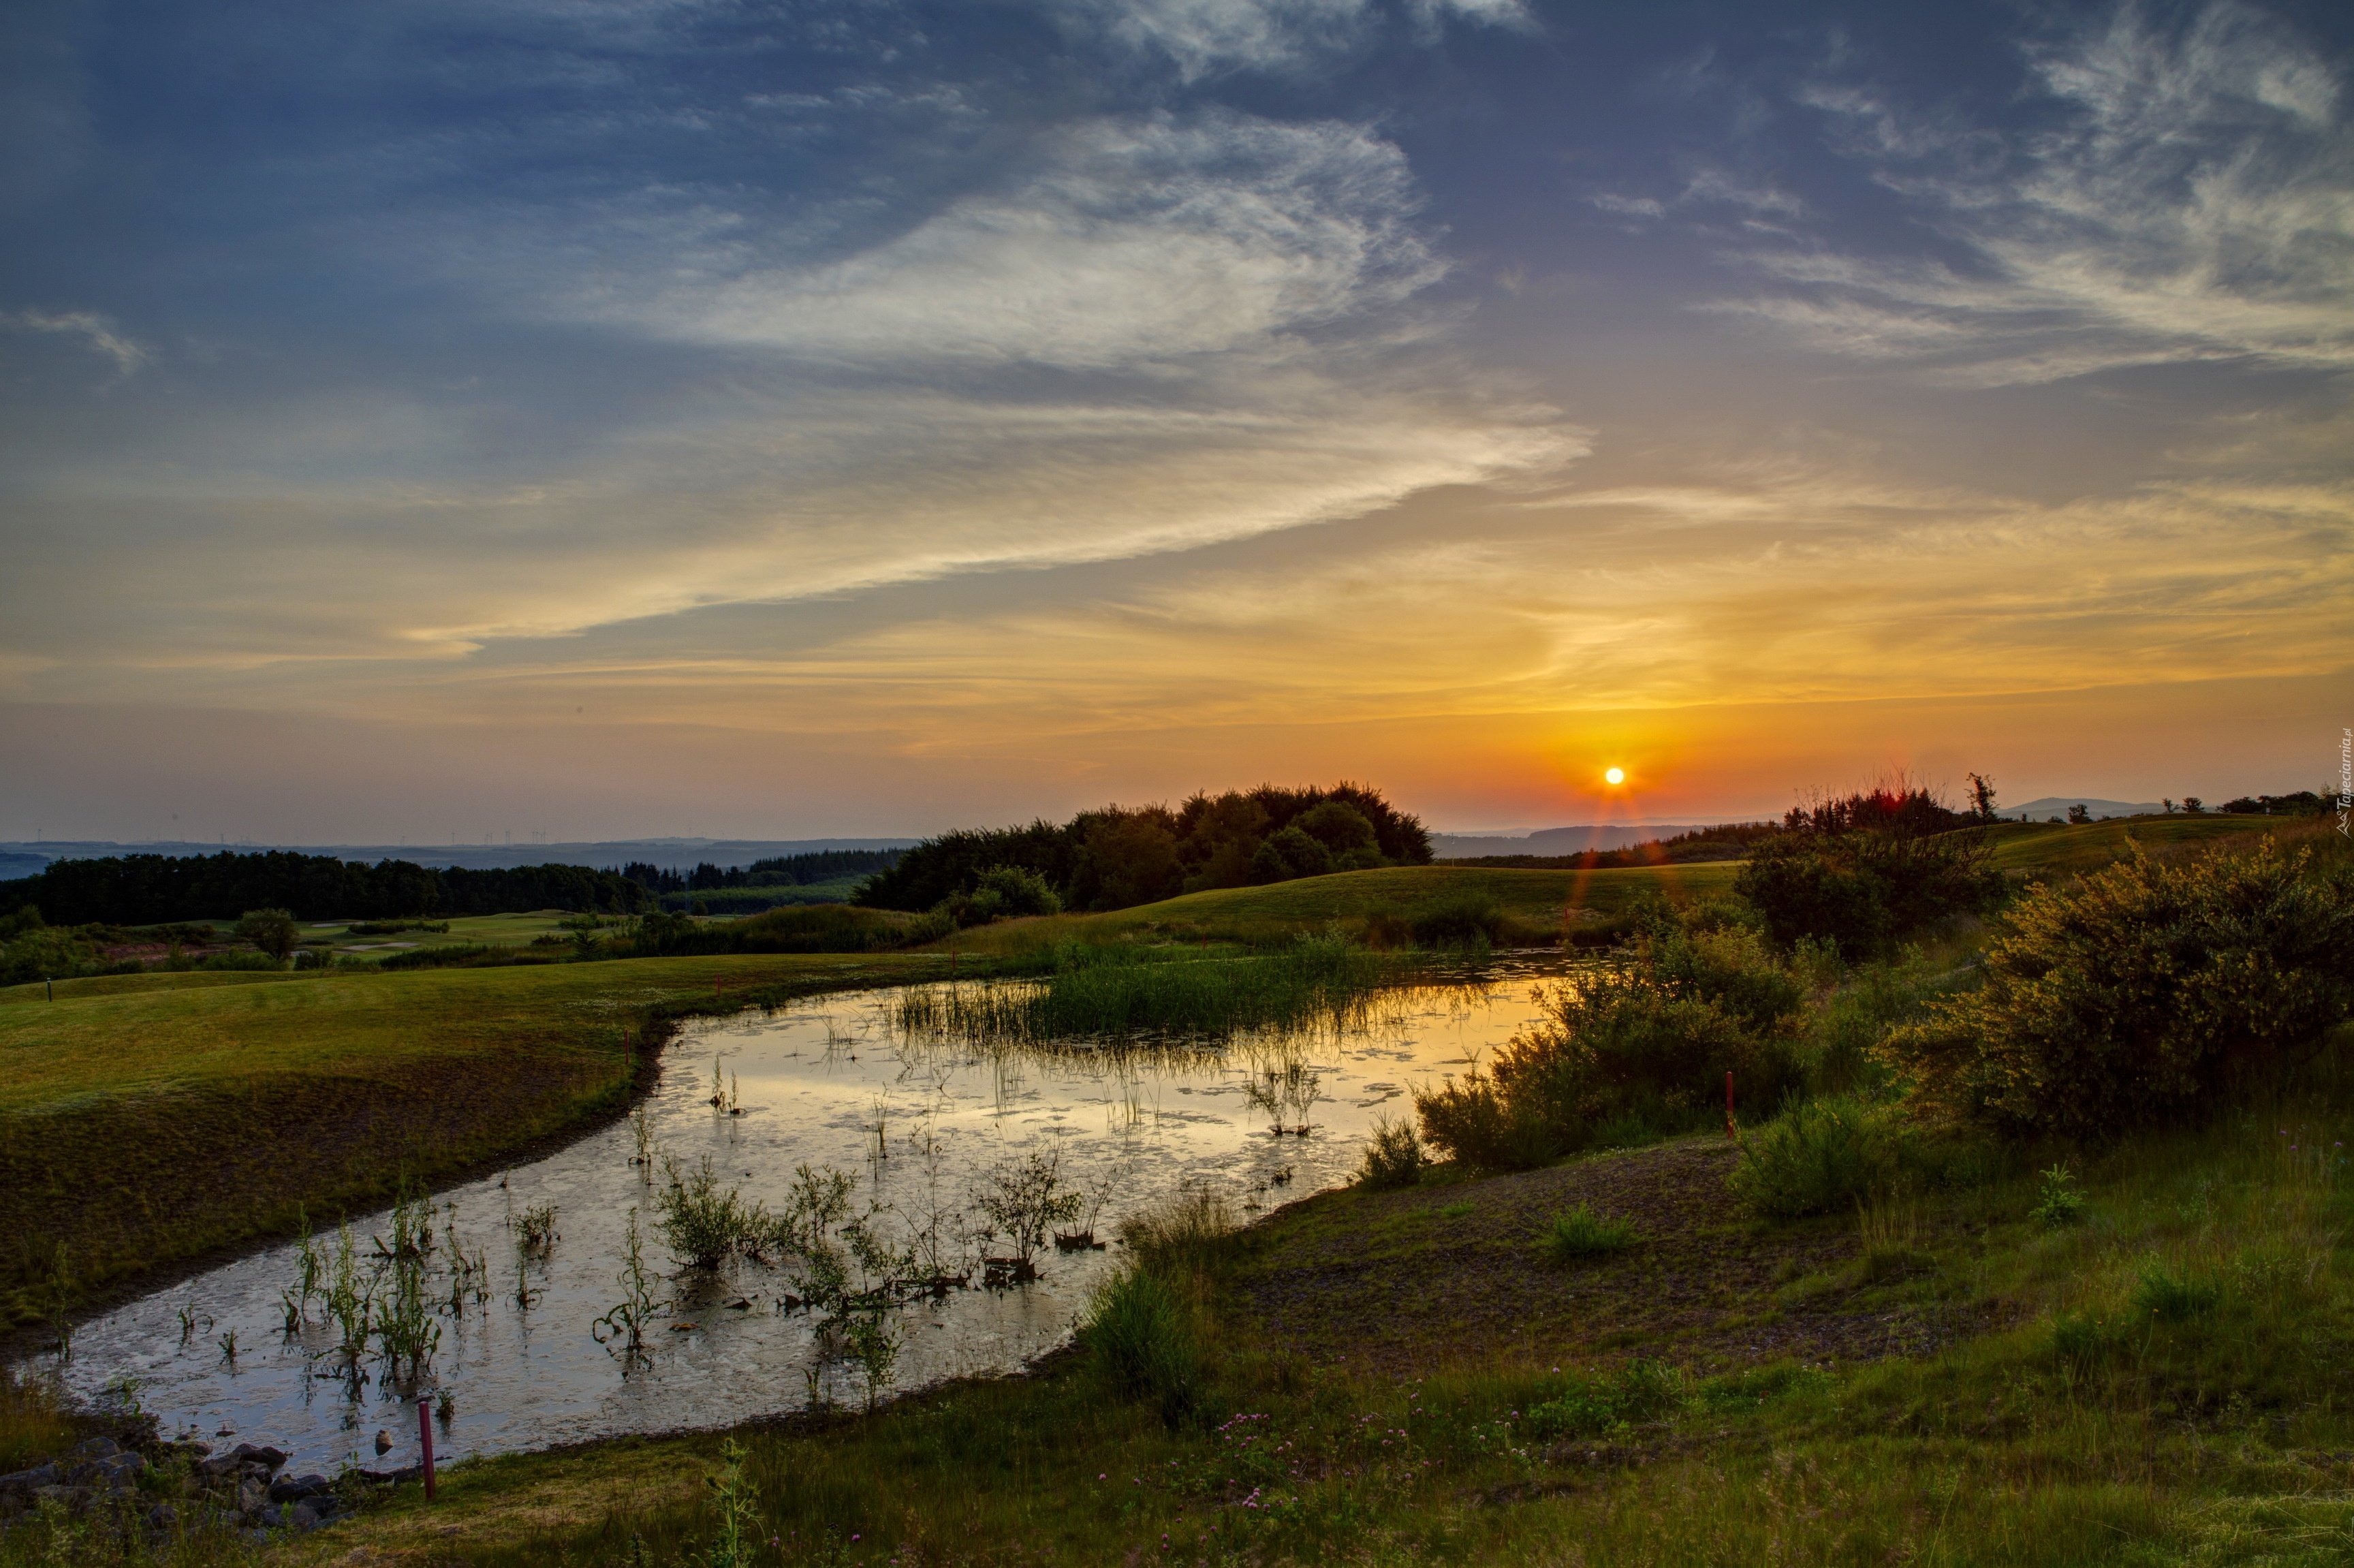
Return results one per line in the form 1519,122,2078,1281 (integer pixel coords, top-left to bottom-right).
40,957,1576,1471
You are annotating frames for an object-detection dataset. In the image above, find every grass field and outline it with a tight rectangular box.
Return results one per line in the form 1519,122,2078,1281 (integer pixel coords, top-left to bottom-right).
945,862,1744,954
0,952,958,1327
1978,812,2321,874
234,1065,2354,1568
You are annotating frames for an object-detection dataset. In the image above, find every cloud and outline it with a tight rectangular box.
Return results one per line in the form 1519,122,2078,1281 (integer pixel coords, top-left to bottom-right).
1,104,1584,677
572,114,1445,369
1,309,146,375
1731,1,2354,383
1041,0,1527,81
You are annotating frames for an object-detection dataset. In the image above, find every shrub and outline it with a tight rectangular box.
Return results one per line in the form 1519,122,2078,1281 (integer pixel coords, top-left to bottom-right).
1728,1097,1900,1219
1879,841,2354,1138
1737,830,2003,957
1355,1114,1426,1189
1540,1204,1637,1261
1084,1266,1202,1427
2030,1163,2085,1225
1415,947,1804,1168
655,1156,764,1270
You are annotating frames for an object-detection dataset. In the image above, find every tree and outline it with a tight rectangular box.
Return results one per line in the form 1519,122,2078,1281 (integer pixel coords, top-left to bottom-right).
1965,773,1998,824
2067,804,2092,825
2182,797,2205,815
234,907,299,960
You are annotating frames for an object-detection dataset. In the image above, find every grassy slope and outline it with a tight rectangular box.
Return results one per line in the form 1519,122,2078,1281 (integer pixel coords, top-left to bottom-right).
1980,813,2293,874
264,1085,2354,1568
947,862,1742,954
0,952,954,1324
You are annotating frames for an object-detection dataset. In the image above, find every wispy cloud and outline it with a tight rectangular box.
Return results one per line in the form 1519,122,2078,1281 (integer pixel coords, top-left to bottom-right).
570,114,1444,369
1,309,147,375
1043,0,1528,80
1724,1,2354,383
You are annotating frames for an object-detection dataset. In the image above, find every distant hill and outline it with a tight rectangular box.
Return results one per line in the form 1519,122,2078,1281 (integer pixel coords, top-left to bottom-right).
1430,824,1721,860
0,836,920,874
2003,798,2164,822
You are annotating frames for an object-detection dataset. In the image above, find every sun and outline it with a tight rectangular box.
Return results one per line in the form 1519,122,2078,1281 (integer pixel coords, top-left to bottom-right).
1604,766,1626,786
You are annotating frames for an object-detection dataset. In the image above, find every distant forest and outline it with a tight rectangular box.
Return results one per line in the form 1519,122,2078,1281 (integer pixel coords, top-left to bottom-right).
859,783,1432,915
1,851,653,924
618,848,904,896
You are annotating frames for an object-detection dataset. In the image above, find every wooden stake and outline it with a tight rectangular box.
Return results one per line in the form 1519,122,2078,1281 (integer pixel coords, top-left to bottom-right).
1725,1071,1737,1138
418,1398,437,1501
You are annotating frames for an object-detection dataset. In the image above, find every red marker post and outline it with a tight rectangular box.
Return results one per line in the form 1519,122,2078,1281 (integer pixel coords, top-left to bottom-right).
418,1399,436,1503
1725,1071,1737,1139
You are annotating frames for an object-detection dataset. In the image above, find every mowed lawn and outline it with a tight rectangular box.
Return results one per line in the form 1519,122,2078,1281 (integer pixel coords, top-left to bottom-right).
0,952,952,1324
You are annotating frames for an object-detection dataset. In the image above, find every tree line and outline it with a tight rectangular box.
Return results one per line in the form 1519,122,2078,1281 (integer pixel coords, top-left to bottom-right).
618,848,905,896
0,850,654,925
858,784,1432,915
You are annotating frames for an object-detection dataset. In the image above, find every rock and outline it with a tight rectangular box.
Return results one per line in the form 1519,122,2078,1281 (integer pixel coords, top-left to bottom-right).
373,1430,392,1456
289,1499,326,1531
236,1476,268,1516
71,1437,123,1460
268,1473,330,1504
725,1297,752,1311
91,1453,144,1488
146,1503,178,1532
0,1462,61,1492
230,1443,287,1472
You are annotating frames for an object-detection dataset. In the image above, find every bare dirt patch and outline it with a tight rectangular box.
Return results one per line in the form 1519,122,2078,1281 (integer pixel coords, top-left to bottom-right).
1228,1138,2000,1376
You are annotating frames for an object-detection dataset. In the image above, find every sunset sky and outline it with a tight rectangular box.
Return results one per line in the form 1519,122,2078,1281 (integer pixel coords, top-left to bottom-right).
3,0,2349,841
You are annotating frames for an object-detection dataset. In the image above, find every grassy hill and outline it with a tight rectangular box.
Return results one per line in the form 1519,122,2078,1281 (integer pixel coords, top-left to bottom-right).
946,862,1743,954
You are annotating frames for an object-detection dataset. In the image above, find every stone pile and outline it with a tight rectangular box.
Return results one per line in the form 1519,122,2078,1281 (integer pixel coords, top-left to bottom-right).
0,1434,356,1537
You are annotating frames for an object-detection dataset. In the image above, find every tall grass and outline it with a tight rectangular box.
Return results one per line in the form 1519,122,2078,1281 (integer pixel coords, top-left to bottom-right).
890,935,1393,1046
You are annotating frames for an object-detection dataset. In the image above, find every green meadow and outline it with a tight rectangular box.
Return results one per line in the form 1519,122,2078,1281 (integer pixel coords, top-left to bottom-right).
3,813,2348,1567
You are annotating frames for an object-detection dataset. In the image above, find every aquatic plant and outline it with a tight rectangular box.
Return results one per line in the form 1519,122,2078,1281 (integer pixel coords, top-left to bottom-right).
1240,1056,1323,1136
656,1156,768,1270
513,1201,559,1258
593,1208,668,1371
975,1146,1082,1270
325,1222,373,1363
892,936,1393,1047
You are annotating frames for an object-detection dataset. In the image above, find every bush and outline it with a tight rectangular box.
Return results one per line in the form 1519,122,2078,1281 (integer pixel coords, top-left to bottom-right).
1417,952,1804,1168
234,907,300,960
655,1156,765,1269
1539,1204,1637,1261
1355,1114,1426,1189
1084,1266,1202,1427
1736,817,2003,958
1879,841,2354,1138
934,864,1063,926
1728,1097,1900,1219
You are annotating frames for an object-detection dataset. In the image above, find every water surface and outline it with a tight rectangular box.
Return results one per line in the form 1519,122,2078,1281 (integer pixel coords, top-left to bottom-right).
44,958,1571,1469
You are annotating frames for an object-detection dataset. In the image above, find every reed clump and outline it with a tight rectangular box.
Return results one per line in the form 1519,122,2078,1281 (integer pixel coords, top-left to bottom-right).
893,935,1391,1047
